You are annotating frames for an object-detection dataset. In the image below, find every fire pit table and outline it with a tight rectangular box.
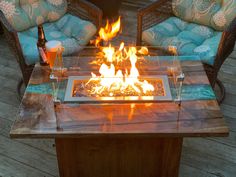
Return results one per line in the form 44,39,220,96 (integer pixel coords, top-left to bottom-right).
10,46,229,177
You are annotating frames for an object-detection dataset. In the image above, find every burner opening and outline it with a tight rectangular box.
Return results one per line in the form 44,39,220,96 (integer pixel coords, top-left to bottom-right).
64,75,172,103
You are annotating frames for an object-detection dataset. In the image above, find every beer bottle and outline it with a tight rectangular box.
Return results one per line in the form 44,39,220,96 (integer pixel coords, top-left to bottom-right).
37,25,48,66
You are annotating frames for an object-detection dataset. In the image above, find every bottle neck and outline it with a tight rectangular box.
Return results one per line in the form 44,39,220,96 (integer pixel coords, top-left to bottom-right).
38,25,47,43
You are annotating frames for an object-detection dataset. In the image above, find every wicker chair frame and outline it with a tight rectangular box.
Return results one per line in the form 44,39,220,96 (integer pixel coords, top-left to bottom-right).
0,23,3,34
137,0,236,103
0,0,102,85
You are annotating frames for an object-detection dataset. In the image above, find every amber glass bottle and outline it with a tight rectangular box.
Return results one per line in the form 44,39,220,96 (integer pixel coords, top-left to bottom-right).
37,25,48,66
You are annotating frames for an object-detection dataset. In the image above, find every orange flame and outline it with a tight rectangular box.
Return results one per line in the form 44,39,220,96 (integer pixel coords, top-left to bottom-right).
168,46,178,55
93,17,121,46
86,43,154,95
87,17,155,97
100,17,121,41
138,47,149,55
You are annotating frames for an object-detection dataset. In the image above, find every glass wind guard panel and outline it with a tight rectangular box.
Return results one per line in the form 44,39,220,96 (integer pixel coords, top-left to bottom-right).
53,46,186,104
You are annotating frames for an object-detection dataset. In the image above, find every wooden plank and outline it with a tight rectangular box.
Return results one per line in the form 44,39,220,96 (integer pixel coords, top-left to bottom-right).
0,116,12,136
205,117,236,152
221,81,236,95
218,72,236,85
0,101,18,121
220,64,236,75
220,104,236,119
0,64,21,81
0,75,18,92
0,135,59,176
18,139,56,156
0,38,20,70
179,164,217,177
56,137,182,177
0,154,55,177
0,116,56,155
10,91,228,138
223,116,236,132
229,50,236,58
221,93,236,106
181,146,236,177
207,132,236,149
184,138,236,163
0,54,19,70
224,57,236,66
0,89,20,107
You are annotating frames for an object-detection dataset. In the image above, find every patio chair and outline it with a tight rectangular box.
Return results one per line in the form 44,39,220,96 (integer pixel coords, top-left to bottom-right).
137,0,236,103
0,0,102,92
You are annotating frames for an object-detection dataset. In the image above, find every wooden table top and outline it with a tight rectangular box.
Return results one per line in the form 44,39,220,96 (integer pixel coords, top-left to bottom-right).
10,53,229,138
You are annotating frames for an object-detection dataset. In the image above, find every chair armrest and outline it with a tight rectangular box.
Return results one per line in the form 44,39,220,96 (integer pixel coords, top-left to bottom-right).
0,10,19,57
0,10,16,33
67,0,102,29
0,11,29,67
214,16,236,72
137,0,172,45
225,16,236,33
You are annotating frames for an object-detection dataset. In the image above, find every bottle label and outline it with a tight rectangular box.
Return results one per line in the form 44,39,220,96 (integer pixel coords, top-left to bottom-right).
38,47,48,63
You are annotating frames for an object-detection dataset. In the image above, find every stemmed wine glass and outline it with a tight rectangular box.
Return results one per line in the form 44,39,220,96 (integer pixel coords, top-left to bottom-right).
50,48,64,103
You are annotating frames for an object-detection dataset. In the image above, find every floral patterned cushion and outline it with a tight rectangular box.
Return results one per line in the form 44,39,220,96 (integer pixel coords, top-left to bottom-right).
0,0,67,31
18,14,97,65
142,17,222,65
172,0,236,31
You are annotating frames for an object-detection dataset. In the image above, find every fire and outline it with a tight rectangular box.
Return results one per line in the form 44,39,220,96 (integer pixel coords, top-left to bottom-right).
87,17,155,96
168,46,178,55
86,44,154,95
93,16,121,46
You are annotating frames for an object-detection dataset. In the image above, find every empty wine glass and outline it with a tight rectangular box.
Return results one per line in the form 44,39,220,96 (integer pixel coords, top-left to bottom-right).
166,46,184,103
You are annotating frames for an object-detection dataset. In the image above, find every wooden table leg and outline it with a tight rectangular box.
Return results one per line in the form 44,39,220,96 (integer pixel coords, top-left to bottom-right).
56,137,183,177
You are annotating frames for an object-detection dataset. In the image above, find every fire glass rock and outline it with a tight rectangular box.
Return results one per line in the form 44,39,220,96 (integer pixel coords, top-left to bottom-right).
72,79,165,98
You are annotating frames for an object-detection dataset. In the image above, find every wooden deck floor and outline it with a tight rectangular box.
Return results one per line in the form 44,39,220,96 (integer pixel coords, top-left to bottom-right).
0,4,236,177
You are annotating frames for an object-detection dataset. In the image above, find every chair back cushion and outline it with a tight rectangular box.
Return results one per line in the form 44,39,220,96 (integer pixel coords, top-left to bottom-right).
18,14,97,65
0,0,67,31
172,0,236,31
142,17,222,65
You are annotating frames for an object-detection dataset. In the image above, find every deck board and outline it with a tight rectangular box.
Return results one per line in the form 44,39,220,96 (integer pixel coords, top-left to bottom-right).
0,2,236,176
0,135,59,176
181,146,236,177
0,154,55,177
